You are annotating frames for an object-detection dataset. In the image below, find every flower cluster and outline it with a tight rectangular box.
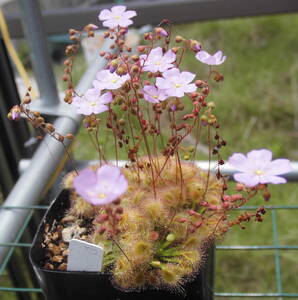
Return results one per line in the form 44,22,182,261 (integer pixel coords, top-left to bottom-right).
9,4,293,292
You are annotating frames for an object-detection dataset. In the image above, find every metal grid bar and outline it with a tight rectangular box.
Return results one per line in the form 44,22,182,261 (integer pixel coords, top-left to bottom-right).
214,205,298,298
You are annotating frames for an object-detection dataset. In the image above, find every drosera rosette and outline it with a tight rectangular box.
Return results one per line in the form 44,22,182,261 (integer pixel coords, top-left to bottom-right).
9,3,294,293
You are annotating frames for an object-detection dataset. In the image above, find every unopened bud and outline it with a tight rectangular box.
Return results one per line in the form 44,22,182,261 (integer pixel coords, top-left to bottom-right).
98,226,106,235
195,80,206,88
22,96,31,104
144,32,152,40
97,214,109,223
69,29,76,35
131,65,139,73
10,106,21,120
137,46,146,53
118,119,125,126
110,59,118,68
85,23,98,31
175,35,183,43
116,66,127,76
190,40,201,52
131,55,139,62
155,27,168,37
171,47,180,54
236,183,245,191
65,133,74,140
115,207,123,214
207,101,216,109
46,123,55,132
263,190,271,201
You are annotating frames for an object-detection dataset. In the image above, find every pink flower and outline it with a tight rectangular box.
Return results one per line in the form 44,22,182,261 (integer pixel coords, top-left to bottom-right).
156,68,196,97
196,50,227,65
98,5,137,29
11,105,21,120
72,89,112,115
93,70,130,90
228,149,293,187
142,85,168,103
140,47,176,73
73,165,128,205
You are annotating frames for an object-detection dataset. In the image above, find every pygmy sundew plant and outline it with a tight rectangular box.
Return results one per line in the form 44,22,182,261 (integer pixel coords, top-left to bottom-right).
9,5,293,292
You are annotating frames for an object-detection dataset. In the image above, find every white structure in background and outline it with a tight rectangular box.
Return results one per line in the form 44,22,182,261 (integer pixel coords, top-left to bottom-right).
81,29,141,66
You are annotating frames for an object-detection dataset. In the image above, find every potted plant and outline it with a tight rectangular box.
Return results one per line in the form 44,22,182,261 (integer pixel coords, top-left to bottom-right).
9,5,293,300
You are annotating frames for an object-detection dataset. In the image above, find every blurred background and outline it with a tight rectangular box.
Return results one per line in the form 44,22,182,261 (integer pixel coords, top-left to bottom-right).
0,0,297,299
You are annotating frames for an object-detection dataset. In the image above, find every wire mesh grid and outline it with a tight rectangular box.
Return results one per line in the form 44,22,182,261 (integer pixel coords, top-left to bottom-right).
0,201,297,298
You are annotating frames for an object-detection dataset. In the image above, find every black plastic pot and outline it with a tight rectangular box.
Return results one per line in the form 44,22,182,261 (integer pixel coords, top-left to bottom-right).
30,190,214,300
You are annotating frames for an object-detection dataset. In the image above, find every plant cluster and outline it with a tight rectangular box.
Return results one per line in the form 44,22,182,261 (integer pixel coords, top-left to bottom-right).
9,5,292,291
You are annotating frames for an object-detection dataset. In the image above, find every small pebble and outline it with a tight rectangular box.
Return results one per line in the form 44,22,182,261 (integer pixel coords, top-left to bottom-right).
44,263,54,270
52,255,63,263
61,215,76,224
58,263,67,271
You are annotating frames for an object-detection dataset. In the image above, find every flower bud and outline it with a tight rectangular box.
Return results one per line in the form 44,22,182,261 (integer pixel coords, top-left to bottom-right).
190,40,201,52
144,32,153,40
223,195,231,201
155,27,168,37
10,106,21,121
103,31,110,38
236,183,245,191
118,119,125,126
137,46,146,53
85,23,98,31
171,47,180,54
115,207,123,214
22,96,31,104
202,87,209,95
131,55,139,62
116,66,128,76
131,65,139,73
65,133,74,140
207,101,216,109
194,221,202,228
97,214,109,223
175,35,183,43
195,80,206,88
98,226,106,235
183,154,190,160
46,123,55,132
110,59,118,68
149,231,159,241
69,29,76,35
262,190,271,201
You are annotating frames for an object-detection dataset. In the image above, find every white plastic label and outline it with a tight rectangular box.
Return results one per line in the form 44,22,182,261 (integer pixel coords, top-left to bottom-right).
67,239,103,272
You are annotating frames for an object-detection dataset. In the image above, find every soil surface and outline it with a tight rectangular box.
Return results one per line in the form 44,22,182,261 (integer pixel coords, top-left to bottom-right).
41,214,95,271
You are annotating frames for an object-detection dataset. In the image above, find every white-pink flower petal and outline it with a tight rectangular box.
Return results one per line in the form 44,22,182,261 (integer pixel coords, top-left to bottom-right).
229,149,292,187
98,5,137,29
